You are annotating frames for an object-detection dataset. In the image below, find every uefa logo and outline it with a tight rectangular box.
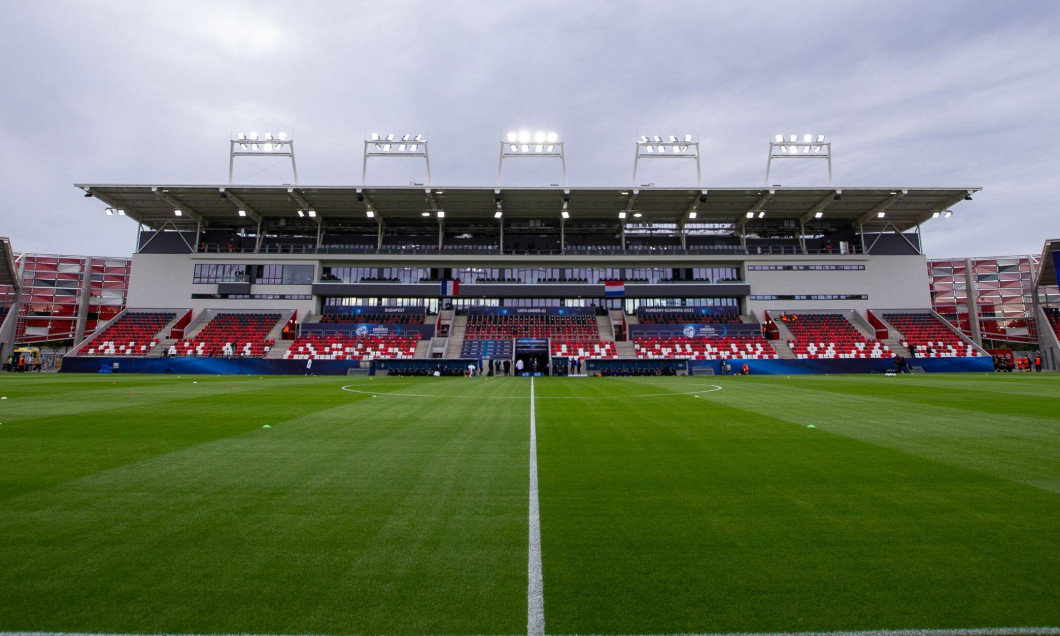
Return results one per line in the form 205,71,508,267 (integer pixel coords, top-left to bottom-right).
355,325,369,337
682,325,697,338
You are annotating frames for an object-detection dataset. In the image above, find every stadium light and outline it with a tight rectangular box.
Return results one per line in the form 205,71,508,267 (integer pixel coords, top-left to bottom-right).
765,133,832,186
366,209,375,218
105,208,113,215
421,211,430,217
494,210,503,219
498,130,567,187
561,210,569,219
877,211,886,219
633,212,642,218
618,211,627,219
814,211,824,219
237,209,247,217
230,131,298,184
174,209,182,216
688,211,697,219
436,210,445,219
307,210,316,218
633,133,700,187
297,210,305,218
746,211,755,219
363,132,432,187
944,210,953,218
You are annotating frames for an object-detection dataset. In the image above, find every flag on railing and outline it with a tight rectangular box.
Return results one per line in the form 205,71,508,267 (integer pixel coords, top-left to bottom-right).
440,279,460,296
604,280,625,297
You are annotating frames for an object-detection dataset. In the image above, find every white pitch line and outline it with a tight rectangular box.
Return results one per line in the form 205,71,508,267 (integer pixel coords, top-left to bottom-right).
1,627,1057,636
528,377,545,636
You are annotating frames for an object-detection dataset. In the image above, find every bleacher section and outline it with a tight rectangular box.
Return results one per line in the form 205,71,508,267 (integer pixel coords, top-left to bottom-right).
461,339,513,360
1046,307,1060,342
550,340,617,359
883,312,981,357
464,314,598,340
171,312,279,357
634,336,776,360
82,311,175,356
284,334,418,360
784,313,891,359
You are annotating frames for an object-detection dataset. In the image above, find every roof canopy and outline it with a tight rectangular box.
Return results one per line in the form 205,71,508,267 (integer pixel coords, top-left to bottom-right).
77,184,979,235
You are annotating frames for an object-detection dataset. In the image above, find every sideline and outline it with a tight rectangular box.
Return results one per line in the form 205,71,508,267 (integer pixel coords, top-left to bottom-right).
527,377,545,636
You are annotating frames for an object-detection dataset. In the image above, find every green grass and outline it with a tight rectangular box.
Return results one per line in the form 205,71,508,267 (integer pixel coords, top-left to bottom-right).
0,373,1058,634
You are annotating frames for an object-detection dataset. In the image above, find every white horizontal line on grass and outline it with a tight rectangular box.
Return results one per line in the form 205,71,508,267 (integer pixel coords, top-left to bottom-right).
3,627,1059,636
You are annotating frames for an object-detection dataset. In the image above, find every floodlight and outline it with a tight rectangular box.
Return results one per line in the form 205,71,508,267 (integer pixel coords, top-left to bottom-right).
877,211,886,218
251,143,259,150
410,144,418,151
944,210,953,218
547,132,558,143
278,132,288,140
546,145,554,152
436,210,445,218
494,211,503,219
931,211,940,219
383,144,391,151
633,212,642,218
561,210,569,219
118,209,125,215
803,134,812,143
688,211,697,219
415,134,423,141
105,208,113,215
402,134,410,141
775,134,783,143
646,146,654,153
249,131,258,139
536,144,543,152
653,135,661,142
307,210,316,218
386,133,394,141
366,210,375,218
684,134,693,142
174,209,182,216
421,211,430,217
814,211,824,219
758,211,766,219
640,135,648,143
521,144,529,152
789,134,797,142
237,209,247,217
746,211,755,218
297,210,305,217
510,144,518,152
656,145,665,153
518,130,531,143
265,133,273,140
263,143,273,151
237,132,246,140
399,144,407,151
813,145,822,152
372,133,380,140
534,131,545,143
780,146,788,153
507,132,517,142
618,211,627,219
669,135,677,142
816,135,824,143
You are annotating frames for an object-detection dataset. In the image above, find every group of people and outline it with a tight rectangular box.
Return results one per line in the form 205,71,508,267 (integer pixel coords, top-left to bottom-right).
994,354,1042,372
4,354,37,372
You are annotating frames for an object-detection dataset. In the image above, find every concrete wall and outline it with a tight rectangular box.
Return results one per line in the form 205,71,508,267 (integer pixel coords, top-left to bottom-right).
128,253,318,316
745,254,930,318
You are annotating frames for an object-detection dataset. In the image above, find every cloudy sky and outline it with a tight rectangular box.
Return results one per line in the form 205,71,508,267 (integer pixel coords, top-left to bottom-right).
2,0,1058,259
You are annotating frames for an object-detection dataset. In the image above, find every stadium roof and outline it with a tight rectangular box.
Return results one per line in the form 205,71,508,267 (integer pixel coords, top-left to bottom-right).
0,238,19,291
1035,238,1059,288
77,184,979,235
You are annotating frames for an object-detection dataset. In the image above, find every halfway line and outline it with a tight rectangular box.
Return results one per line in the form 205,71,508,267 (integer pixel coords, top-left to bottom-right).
528,377,545,636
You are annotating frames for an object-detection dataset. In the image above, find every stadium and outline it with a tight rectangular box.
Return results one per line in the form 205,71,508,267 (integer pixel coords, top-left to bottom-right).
0,125,1057,636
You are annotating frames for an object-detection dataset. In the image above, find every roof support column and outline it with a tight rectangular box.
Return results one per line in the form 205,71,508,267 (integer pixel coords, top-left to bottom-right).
965,257,983,347
798,220,807,254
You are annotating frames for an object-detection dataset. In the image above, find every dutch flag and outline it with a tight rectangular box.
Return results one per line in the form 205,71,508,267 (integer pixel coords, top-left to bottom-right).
604,280,625,297
440,279,460,296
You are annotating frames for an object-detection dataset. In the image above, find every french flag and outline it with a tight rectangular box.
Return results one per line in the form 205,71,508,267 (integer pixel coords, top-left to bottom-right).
440,279,460,296
604,280,625,297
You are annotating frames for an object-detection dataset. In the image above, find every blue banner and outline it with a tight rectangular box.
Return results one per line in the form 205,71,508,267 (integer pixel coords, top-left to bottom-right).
301,323,433,339
637,306,738,318
629,323,763,339
468,306,596,317
321,305,426,316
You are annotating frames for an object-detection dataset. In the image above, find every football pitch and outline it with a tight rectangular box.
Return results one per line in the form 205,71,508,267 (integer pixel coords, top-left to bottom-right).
0,373,1057,636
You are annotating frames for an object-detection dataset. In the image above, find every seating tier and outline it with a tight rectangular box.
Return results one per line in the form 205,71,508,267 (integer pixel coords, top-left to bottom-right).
634,336,777,360
784,313,891,359
883,312,980,357
549,340,617,359
83,311,175,356
171,312,279,358
284,335,418,360
464,314,599,340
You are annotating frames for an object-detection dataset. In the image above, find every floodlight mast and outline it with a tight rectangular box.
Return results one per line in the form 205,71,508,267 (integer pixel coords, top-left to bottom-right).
765,133,832,186
497,130,566,187
632,134,701,187
229,132,298,184
362,133,431,187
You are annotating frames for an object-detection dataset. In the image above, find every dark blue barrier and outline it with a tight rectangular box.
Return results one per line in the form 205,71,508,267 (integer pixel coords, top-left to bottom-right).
468,306,595,317
61,356,367,376
584,358,688,375
689,356,994,375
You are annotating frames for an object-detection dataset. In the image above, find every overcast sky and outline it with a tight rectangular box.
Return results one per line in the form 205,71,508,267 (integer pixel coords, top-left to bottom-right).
2,0,1058,260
